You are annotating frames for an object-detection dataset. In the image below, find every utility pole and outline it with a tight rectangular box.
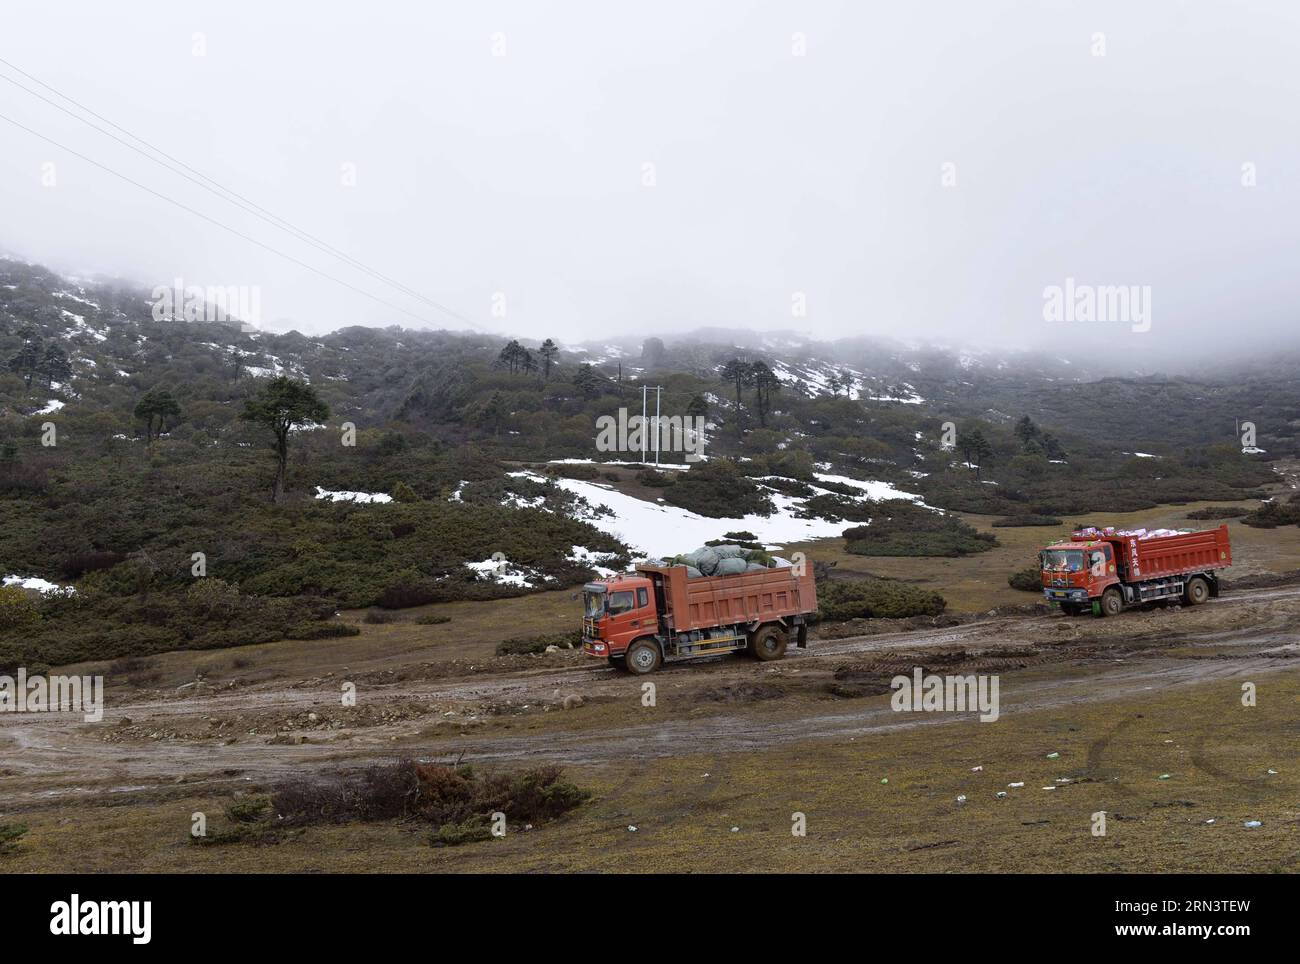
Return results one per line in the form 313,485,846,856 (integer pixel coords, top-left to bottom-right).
641,384,647,464
654,386,662,465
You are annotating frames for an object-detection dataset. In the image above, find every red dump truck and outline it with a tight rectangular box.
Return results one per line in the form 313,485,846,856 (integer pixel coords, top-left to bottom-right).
581,563,818,674
1040,524,1232,616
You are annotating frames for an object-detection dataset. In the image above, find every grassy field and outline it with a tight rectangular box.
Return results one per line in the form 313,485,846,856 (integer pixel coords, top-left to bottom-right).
7,489,1297,875
6,664,1295,873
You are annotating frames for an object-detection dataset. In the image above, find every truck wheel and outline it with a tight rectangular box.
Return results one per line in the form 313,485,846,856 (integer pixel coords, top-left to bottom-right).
749,625,788,661
1060,602,1080,616
608,655,626,670
1184,576,1209,606
1098,588,1123,617
623,639,661,675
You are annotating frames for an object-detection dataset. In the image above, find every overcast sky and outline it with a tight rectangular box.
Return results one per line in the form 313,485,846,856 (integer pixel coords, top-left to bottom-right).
2,0,1298,359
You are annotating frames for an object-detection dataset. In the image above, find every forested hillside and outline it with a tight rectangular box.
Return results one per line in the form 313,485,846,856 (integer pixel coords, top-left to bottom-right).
0,256,1285,669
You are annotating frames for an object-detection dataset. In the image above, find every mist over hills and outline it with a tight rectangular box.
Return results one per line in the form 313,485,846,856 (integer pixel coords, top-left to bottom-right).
2,254,1297,461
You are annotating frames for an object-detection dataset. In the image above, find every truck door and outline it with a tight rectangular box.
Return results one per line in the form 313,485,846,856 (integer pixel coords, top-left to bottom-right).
604,587,654,651
1089,545,1116,592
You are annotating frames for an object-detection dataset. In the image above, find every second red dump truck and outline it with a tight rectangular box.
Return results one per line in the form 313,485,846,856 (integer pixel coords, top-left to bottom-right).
1040,524,1232,616
582,563,818,674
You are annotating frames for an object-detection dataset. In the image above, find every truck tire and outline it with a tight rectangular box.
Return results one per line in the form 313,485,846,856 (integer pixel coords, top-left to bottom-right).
1184,576,1209,606
623,638,662,675
1098,588,1123,618
1060,602,1081,616
749,625,788,662
608,655,626,670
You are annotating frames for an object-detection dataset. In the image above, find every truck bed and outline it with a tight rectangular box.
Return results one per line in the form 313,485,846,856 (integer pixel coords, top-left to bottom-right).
636,564,817,633
1075,524,1231,580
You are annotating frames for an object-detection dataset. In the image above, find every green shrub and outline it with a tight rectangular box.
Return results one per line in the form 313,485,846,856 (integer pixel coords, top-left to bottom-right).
0,586,40,631
225,796,271,824
815,578,946,621
430,817,493,846
1187,506,1249,520
758,477,816,498
265,761,590,847
58,550,126,579
415,614,452,626
1241,500,1300,528
0,823,28,856
661,459,773,518
992,515,1062,527
392,481,419,503
0,591,346,670
285,622,360,640
1008,567,1042,591
635,468,675,487
798,493,875,523
843,502,997,557
186,578,241,618
548,462,601,480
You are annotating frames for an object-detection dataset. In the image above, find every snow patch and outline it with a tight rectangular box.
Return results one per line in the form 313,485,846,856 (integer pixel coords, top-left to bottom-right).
314,487,392,503
517,470,924,558
567,545,620,577
464,558,549,588
3,574,74,596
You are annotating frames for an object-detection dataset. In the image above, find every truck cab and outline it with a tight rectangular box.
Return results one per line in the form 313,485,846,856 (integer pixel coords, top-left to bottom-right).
1040,540,1117,614
581,575,658,662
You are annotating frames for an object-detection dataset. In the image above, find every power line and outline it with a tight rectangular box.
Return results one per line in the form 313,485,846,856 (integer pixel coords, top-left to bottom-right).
0,55,484,331
0,110,452,329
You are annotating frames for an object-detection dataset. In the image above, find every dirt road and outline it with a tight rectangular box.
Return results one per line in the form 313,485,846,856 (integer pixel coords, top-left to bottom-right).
4,585,1297,807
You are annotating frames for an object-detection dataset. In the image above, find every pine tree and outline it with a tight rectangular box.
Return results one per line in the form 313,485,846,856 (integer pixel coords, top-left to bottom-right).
133,388,182,445
39,344,72,388
750,362,781,427
538,339,559,380
6,329,42,389
963,427,993,480
719,359,753,432
240,377,330,502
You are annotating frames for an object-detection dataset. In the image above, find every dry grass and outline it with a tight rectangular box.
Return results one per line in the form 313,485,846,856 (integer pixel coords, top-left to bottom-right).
7,666,1296,872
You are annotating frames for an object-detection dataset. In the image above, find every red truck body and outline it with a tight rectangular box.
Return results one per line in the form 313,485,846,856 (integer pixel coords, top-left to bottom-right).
581,563,818,674
1040,524,1231,616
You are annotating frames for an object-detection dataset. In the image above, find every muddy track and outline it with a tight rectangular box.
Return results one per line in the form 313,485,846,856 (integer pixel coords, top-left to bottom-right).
2,586,1298,807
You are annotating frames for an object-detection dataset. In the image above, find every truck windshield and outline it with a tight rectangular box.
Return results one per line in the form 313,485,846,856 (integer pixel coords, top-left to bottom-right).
583,592,605,617
1042,549,1084,572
